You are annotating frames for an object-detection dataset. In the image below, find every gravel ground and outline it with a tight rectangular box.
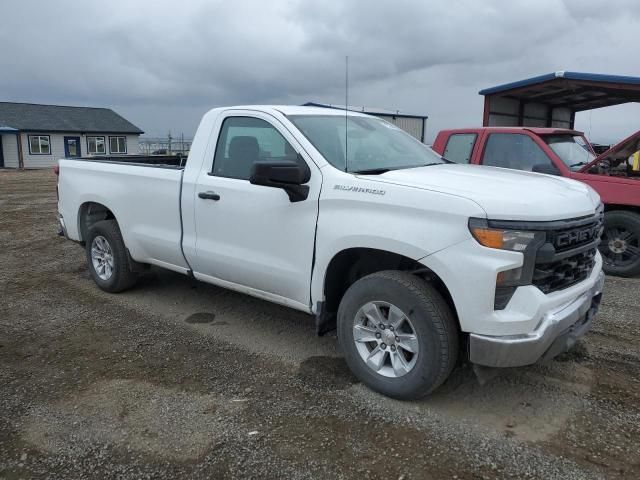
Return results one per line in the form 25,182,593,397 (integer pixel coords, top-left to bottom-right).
0,169,638,479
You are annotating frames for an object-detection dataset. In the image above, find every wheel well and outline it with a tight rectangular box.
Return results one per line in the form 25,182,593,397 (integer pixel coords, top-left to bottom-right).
604,204,640,215
78,202,116,243
322,248,458,324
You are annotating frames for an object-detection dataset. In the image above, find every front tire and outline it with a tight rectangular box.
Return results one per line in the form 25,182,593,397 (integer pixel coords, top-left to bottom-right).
85,220,138,292
337,271,459,400
600,210,640,277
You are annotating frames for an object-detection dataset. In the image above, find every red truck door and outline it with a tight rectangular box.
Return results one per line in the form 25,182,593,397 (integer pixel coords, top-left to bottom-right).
473,130,564,175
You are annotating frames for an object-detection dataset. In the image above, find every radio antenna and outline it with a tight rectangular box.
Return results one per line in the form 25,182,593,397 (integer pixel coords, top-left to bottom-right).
345,55,349,172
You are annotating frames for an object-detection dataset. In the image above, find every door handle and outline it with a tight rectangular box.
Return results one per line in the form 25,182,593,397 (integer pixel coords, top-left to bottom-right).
198,191,221,201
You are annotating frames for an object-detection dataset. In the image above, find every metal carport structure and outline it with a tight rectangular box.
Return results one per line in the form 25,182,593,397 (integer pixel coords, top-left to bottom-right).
479,71,640,130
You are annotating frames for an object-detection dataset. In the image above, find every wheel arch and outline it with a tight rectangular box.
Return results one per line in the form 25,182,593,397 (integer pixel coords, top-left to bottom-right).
604,204,640,214
77,201,117,244
316,247,459,335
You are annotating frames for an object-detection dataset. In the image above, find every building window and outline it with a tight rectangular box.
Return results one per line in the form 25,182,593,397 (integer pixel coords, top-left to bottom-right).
87,136,106,155
109,136,127,154
28,135,51,155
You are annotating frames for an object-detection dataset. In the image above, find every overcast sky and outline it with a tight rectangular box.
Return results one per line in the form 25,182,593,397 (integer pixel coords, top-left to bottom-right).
1,0,638,143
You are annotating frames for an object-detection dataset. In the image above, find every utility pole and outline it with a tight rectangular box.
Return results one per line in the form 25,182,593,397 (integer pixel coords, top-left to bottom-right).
167,131,172,155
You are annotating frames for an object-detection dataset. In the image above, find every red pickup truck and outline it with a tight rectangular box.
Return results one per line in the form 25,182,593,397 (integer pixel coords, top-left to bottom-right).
433,127,640,276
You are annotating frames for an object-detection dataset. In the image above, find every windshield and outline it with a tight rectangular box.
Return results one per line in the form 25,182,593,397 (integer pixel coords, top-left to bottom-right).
544,135,596,171
288,114,445,173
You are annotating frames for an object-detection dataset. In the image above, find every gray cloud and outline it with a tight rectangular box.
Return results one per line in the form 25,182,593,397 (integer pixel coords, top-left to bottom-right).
1,0,638,141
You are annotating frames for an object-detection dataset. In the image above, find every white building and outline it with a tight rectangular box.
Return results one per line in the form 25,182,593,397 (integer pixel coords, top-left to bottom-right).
0,102,143,168
303,102,428,143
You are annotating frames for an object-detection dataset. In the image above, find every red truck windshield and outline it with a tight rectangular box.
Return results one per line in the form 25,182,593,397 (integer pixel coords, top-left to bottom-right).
543,135,596,171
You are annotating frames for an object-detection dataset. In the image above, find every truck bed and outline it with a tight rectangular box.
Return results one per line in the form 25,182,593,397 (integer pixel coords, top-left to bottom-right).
57,156,189,272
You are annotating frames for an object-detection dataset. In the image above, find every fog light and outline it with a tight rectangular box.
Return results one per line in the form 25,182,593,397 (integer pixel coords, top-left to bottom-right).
497,267,523,285
494,267,522,310
494,286,517,310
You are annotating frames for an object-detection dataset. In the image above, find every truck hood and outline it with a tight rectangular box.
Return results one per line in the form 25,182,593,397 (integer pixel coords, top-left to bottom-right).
579,129,640,173
362,164,600,221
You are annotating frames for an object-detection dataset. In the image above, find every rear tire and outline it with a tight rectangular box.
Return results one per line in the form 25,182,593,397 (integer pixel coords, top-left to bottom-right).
600,210,640,277
337,271,459,400
85,220,138,292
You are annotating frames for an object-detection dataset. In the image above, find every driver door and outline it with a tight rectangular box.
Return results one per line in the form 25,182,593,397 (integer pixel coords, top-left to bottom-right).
190,111,321,310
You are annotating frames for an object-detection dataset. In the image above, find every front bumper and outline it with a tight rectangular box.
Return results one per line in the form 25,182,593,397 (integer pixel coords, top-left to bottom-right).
469,271,604,368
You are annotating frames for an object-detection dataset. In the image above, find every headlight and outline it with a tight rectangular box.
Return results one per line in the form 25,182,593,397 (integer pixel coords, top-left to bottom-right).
468,218,540,251
468,218,546,310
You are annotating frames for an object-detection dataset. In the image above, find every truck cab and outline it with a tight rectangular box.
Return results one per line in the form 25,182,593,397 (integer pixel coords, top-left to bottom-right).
433,127,640,277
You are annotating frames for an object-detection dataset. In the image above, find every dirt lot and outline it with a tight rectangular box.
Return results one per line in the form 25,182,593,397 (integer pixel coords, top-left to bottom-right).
0,169,638,479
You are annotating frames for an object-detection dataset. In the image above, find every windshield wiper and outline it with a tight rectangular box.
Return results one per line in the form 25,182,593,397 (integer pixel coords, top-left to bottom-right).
352,162,445,175
352,168,391,175
570,161,588,168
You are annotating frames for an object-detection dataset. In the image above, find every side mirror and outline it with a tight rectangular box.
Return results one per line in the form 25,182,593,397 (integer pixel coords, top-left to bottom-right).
531,163,561,176
250,155,311,202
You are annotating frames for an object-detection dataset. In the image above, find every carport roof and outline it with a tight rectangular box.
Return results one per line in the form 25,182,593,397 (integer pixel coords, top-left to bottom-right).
479,71,640,112
0,102,144,134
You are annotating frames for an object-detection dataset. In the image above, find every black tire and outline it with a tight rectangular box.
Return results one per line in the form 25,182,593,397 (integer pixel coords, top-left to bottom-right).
337,271,459,400
600,210,640,277
85,219,138,292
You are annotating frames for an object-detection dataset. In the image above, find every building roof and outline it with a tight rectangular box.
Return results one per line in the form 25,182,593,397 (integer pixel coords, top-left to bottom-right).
479,71,640,112
0,102,144,134
303,102,428,120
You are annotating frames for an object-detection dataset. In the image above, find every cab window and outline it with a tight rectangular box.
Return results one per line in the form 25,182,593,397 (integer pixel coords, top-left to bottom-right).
212,117,300,180
482,133,554,172
443,133,476,164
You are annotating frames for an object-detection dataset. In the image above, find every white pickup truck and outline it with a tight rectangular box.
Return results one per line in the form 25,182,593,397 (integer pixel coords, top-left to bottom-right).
57,106,605,399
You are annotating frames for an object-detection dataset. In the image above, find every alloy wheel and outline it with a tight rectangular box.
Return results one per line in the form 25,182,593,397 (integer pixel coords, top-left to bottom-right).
91,235,115,280
352,301,419,378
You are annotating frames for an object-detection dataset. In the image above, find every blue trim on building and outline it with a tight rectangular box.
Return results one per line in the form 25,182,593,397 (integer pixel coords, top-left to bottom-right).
64,136,82,158
479,71,640,96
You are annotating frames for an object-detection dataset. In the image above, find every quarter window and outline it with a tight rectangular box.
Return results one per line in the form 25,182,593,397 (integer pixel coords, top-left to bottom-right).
443,133,477,164
212,116,300,180
28,135,50,155
482,133,553,171
87,136,106,155
109,136,127,154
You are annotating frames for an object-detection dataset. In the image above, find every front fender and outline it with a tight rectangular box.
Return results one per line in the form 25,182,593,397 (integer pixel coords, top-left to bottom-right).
310,195,480,310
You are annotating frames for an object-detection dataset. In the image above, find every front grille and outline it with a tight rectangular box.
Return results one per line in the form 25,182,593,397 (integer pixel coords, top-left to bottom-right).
486,208,603,297
526,209,603,295
546,215,604,253
533,247,597,294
